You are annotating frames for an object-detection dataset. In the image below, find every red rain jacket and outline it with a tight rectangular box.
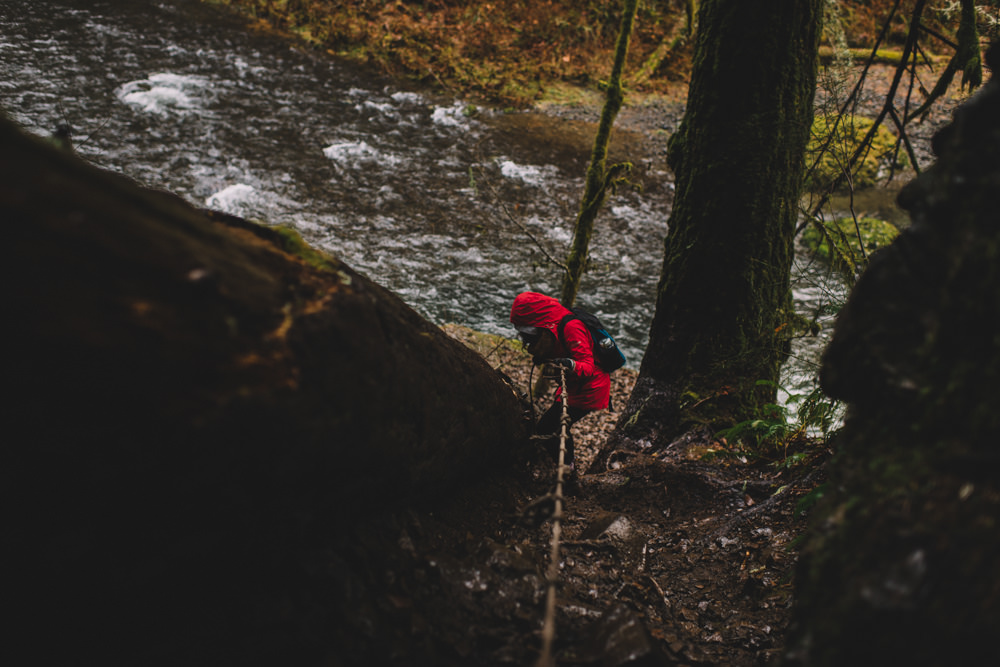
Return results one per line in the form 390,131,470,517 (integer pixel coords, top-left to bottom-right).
510,292,611,411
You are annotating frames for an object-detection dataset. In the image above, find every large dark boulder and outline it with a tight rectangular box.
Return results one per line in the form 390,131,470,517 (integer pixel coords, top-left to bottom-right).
785,44,1000,666
3,115,528,664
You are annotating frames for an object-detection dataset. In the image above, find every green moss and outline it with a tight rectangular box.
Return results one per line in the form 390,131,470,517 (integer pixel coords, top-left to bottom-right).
802,216,899,278
270,224,341,272
817,47,935,66
805,114,904,192
438,323,531,367
201,0,687,106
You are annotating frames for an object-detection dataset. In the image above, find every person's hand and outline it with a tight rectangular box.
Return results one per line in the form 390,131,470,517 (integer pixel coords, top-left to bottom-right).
542,358,575,377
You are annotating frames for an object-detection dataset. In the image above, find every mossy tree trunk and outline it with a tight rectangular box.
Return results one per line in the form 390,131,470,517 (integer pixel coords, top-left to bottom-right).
559,0,638,307
599,0,823,459
685,0,698,37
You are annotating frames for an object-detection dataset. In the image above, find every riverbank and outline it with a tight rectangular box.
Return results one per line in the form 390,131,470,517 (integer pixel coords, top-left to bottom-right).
201,1,964,110
203,0,695,106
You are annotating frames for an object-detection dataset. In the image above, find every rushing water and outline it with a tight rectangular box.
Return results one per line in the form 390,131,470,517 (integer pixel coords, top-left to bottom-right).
1,0,845,400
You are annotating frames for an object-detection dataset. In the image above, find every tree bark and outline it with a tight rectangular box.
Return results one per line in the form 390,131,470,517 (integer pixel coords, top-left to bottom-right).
559,0,638,307
3,114,528,663
598,0,823,463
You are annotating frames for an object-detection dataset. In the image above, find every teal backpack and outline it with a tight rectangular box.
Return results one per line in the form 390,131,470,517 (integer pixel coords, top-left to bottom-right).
557,307,627,373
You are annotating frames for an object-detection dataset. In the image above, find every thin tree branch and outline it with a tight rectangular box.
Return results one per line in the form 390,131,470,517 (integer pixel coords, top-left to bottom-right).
919,22,959,50
887,105,922,176
806,0,927,222
801,0,902,222
477,165,570,275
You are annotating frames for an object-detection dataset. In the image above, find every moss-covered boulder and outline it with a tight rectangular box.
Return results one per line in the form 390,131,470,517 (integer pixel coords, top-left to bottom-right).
3,113,529,665
785,43,1000,667
804,114,903,191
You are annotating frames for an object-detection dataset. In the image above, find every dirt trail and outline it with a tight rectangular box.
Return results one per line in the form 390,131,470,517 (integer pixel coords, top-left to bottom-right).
391,327,831,666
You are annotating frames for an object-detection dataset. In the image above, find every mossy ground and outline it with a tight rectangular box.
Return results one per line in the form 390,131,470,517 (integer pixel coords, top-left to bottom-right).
201,1,945,108
203,0,691,106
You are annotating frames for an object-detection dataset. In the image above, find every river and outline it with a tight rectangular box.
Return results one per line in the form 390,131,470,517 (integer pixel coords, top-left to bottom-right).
1,0,845,406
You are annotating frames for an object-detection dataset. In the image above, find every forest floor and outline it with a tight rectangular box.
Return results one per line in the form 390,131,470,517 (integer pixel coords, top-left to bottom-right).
348,326,831,666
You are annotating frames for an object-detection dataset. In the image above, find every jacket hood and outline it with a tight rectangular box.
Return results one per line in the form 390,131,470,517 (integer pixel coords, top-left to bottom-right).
510,292,571,336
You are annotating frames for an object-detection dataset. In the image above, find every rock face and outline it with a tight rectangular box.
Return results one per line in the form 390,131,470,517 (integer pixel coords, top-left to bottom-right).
786,44,1000,666
3,115,528,664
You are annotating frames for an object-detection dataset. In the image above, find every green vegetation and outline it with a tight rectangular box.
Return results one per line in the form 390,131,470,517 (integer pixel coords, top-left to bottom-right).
802,215,900,278
817,46,938,66
804,114,905,191
269,223,342,272
712,380,842,470
203,0,687,106
716,381,842,448
201,1,950,107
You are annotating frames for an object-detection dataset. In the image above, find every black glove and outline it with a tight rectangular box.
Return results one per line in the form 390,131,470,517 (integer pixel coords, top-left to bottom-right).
542,358,575,377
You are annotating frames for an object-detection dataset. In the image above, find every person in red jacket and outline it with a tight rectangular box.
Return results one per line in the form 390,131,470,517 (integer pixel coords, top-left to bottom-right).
510,292,611,479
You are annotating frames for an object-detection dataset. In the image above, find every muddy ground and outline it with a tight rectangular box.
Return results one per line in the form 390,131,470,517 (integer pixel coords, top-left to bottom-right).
335,327,831,666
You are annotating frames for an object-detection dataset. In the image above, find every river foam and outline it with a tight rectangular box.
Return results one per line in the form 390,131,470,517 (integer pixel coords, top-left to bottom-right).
116,72,213,116
205,183,260,215
322,140,405,168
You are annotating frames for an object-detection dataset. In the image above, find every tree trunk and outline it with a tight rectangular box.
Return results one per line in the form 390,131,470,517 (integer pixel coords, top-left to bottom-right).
3,114,528,663
784,43,1000,667
559,0,638,307
598,0,823,462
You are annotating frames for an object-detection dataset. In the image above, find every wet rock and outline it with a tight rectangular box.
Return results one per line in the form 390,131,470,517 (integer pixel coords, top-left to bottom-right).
580,513,636,541
2,112,531,666
788,42,1000,667
581,604,674,666
482,538,538,575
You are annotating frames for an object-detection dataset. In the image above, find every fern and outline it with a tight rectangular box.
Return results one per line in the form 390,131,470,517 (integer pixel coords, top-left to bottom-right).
716,380,842,469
